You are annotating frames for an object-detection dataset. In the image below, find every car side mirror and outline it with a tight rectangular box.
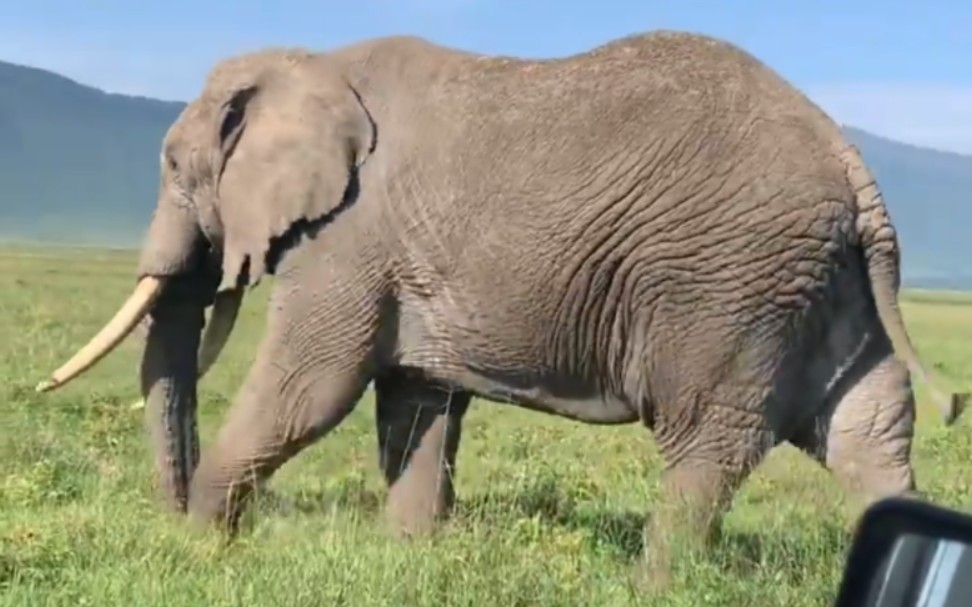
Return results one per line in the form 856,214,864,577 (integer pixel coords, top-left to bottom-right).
835,497,972,606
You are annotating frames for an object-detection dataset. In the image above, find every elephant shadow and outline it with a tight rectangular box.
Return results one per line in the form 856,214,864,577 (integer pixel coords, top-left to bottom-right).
246,474,848,583
457,481,849,581
456,482,643,558
248,481,384,521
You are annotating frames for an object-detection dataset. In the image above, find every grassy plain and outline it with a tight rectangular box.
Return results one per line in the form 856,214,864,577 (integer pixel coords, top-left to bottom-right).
2,244,972,606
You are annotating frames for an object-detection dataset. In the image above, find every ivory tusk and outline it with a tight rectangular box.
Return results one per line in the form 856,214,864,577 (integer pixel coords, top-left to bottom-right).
197,289,243,378
130,288,242,410
36,276,166,393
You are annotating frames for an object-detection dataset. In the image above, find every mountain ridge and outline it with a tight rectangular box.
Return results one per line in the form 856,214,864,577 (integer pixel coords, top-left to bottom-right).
1,58,970,289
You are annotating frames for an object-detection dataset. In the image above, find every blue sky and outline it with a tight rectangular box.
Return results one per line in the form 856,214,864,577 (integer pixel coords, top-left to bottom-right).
2,1,971,153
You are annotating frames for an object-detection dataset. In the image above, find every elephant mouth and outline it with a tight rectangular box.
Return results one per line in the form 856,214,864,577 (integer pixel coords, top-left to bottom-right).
35,275,239,394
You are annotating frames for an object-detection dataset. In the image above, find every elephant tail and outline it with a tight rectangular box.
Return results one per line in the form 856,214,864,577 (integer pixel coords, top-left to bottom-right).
841,143,968,426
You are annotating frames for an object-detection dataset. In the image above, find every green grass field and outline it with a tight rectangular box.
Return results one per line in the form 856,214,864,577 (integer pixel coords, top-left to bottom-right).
3,245,972,606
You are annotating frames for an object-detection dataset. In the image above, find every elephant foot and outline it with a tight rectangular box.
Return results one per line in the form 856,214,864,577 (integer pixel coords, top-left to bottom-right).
187,470,254,537
384,478,456,538
633,511,721,597
633,516,703,597
629,558,675,598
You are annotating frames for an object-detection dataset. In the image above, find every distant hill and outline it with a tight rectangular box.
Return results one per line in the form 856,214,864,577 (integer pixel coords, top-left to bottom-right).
0,60,183,248
0,59,970,287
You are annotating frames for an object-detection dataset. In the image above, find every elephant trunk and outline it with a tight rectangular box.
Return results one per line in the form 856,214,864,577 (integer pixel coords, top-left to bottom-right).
36,197,225,512
133,200,224,512
136,200,227,511
129,288,243,411
140,297,205,511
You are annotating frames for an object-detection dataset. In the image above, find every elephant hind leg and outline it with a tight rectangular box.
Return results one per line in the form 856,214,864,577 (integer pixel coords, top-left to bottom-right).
187,287,383,532
374,371,471,536
639,386,775,591
791,329,917,504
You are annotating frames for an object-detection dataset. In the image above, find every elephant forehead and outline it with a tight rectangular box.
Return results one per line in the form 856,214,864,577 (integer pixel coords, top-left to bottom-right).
203,47,315,91
164,100,215,147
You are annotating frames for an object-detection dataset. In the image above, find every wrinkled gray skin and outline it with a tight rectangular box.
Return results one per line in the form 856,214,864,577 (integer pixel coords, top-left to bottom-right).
43,31,968,586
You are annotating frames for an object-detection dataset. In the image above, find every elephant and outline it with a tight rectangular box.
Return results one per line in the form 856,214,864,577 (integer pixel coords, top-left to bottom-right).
126,290,239,410
35,30,968,585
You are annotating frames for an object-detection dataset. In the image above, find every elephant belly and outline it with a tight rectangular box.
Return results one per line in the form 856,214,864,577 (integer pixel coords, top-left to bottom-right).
394,288,638,423
426,364,641,425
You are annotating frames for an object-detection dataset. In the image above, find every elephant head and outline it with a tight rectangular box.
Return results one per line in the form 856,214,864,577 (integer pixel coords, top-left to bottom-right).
35,48,376,511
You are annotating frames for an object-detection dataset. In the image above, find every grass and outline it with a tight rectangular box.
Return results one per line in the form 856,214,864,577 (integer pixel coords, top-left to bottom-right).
2,245,972,606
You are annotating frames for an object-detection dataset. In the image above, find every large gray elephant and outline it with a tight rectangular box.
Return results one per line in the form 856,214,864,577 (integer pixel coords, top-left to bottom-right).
35,30,967,584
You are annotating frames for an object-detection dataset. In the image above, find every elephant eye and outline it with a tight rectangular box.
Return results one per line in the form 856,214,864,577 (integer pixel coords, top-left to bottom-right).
167,156,178,172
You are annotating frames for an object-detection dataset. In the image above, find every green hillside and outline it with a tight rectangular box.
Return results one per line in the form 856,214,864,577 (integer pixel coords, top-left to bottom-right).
0,58,969,287
0,60,183,247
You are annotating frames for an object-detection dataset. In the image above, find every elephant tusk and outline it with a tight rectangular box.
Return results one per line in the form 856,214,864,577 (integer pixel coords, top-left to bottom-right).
36,276,167,393
198,288,243,378
129,288,242,410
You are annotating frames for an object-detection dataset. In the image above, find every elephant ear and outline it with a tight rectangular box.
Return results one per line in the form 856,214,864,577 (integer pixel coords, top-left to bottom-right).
213,64,374,291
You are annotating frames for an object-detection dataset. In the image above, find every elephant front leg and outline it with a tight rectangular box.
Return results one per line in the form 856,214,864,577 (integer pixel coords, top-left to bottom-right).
187,283,381,532
374,373,471,536
187,346,374,531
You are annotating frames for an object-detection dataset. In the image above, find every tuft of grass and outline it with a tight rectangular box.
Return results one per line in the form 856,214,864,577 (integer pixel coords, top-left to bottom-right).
2,245,972,605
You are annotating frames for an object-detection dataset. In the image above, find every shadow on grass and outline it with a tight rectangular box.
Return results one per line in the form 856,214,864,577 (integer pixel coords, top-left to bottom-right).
457,476,851,583
230,466,850,587
248,479,384,521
